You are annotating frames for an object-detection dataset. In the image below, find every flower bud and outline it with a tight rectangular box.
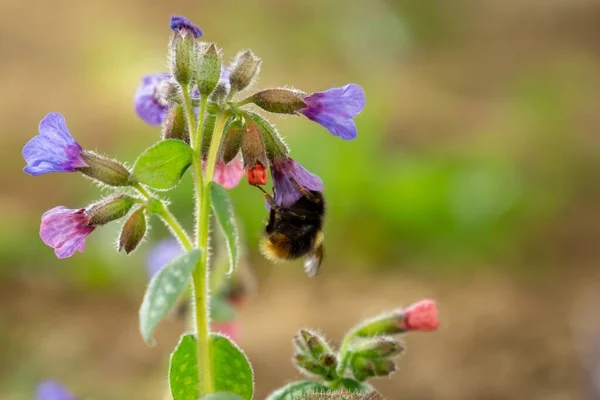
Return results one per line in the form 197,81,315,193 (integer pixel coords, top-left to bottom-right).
86,195,136,226
351,311,404,337
210,82,230,104
196,43,222,97
319,353,338,371
162,104,189,143
244,111,288,161
246,88,306,114
241,119,268,171
228,50,261,93
350,337,403,359
350,356,396,381
294,354,329,377
247,163,267,185
401,299,439,331
293,333,309,354
168,32,197,86
220,119,243,164
78,151,132,186
200,114,216,159
298,329,332,360
351,300,439,338
119,207,147,254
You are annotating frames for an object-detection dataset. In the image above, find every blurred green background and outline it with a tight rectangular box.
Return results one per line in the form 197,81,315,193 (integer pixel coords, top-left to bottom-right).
2,0,600,399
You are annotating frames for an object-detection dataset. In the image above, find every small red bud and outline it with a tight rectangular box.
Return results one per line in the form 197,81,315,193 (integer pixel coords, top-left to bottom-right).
247,162,267,185
403,299,439,331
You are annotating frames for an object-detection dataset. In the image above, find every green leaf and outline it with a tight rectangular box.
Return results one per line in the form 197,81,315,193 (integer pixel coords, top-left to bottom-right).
169,333,254,400
170,334,200,400
211,333,254,399
266,381,329,400
132,139,193,190
139,249,201,344
339,378,373,393
201,393,244,400
210,182,239,275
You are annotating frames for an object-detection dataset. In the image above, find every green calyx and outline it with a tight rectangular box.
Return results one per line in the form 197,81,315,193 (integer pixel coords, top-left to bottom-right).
244,88,307,114
197,43,222,98
86,195,136,226
169,31,198,85
78,151,133,187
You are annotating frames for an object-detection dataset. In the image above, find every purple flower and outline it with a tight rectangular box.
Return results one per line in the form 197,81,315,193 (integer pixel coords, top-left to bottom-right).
23,113,87,176
271,157,324,207
170,15,202,38
146,239,183,278
40,207,95,259
36,381,77,400
134,73,171,125
299,83,366,140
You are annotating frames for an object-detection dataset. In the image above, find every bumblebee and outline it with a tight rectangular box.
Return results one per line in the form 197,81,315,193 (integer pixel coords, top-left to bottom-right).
254,181,325,277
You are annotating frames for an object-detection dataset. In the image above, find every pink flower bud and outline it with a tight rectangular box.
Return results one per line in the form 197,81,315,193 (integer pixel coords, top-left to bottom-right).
402,299,439,331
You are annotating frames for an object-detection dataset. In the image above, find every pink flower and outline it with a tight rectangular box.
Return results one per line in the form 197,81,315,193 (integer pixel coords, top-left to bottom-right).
210,158,244,189
40,207,95,259
402,299,439,331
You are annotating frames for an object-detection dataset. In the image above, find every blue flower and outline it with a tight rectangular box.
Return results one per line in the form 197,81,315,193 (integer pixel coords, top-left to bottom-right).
170,15,203,38
271,157,324,207
146,239,183,278
134,73,171,125
23,113,87,176
36,381,77,400
299,83,366,140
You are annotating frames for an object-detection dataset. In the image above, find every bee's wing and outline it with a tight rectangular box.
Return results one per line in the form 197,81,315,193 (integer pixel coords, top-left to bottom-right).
304,243,324,277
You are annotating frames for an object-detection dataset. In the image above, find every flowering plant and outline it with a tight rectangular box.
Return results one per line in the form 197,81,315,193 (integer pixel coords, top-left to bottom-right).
26,15,438,400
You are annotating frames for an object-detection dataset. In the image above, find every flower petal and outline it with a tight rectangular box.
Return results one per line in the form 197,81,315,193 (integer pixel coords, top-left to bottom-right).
23,113,86,175
40,207,95,259
170,15,203,38
271,158,323,207
213,158,244,189
134,73,170,125
302,110,358,140
300,83,365,140
403,299,440,332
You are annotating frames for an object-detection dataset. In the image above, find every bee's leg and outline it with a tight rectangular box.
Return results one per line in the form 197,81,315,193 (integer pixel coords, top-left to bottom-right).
252,184,278,209
290,177,321,203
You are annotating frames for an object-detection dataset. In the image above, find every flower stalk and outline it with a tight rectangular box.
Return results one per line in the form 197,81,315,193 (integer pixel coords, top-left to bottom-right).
193,113,228,396
179,83,230,395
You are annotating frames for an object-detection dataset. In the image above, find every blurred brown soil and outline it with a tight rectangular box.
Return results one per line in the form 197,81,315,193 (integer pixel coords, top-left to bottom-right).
0,268,595,400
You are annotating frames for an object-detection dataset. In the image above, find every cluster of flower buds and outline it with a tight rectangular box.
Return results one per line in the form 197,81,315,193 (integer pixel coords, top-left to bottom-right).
293,329,339,382
341,299,439,381
288,300,439,392
134,15,366,207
